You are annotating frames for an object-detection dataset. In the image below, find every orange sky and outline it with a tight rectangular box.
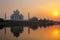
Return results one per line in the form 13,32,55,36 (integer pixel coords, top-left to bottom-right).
0,0,60,21
0,1,60,40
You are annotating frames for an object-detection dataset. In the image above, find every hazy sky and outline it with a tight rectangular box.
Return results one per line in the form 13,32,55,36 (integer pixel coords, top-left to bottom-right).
0,0,60,20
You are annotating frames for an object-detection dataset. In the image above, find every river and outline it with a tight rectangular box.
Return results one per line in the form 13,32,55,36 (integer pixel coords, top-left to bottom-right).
0,25,60,40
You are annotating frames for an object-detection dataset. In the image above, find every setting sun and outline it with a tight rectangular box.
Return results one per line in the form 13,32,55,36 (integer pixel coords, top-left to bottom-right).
53,12,59,16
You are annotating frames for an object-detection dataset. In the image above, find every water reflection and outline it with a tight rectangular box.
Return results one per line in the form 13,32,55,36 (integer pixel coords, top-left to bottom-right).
0,25,4,29
10,26,23,37
0,25,60,40
0,24,54,38
10,25,59,38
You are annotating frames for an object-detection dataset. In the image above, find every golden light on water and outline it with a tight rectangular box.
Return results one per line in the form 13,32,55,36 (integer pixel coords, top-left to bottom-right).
54,30,58,35
52,29,59,37
50,29,60,38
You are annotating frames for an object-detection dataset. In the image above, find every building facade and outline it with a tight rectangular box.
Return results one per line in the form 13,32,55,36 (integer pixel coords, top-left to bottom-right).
11,10,23,21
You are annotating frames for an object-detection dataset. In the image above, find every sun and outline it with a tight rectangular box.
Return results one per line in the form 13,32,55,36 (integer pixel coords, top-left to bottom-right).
53,12,59,16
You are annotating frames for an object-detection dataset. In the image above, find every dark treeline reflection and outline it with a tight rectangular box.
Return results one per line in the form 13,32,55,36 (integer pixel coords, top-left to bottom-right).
0,24,54,38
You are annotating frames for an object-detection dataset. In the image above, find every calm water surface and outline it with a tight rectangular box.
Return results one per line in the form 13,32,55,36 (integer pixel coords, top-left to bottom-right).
0,25,60,40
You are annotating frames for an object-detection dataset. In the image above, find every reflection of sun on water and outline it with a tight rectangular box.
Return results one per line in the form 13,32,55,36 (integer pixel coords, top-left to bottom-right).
51,29,59,37
54,30,58,35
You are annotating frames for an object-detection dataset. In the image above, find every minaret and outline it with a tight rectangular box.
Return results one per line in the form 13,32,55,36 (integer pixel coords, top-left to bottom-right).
4,13,6,34
28,12,30,34
28,12,30,20
5,13,6,20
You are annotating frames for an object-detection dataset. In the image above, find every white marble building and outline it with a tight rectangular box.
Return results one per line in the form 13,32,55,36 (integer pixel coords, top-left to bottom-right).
11,10,23,21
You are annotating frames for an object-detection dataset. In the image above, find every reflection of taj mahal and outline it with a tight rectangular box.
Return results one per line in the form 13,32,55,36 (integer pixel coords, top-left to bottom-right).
10,10,23,21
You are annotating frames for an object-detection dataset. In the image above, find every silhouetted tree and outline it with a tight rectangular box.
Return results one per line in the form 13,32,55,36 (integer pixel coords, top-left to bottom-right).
39,18,54,28
0,18,4,29
0,18,4,22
